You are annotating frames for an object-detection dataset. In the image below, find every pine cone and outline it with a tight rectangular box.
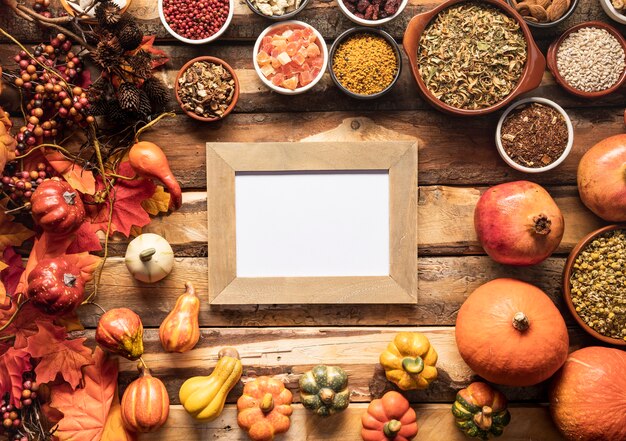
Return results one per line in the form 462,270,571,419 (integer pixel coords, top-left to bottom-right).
105,100,131,125
117,21,143,51
95,1,121,26
92,34,123,69
128,50,152,80
87,76,110,103
88,99,108,116
142,76,170,111
118,82,141,112
137,90,152,117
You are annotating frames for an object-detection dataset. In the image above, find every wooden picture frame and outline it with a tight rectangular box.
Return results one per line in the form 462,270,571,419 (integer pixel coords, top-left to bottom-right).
207,142,418,305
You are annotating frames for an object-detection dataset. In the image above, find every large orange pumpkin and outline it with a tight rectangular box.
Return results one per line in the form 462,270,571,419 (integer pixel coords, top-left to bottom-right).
455,278,569,386
550,347,626,441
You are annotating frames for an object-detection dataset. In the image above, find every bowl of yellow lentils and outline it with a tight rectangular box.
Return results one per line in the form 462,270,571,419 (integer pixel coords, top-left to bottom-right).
328,27,402,99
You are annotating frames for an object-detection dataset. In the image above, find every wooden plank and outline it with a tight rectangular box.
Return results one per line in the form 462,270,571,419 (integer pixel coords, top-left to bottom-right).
92,326,593,404
83,254,580,328
0,0,620,42
138,404,565,440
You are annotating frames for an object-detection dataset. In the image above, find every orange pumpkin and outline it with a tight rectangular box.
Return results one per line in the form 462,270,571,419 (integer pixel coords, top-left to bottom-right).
121,363,170,433
237,376,293,441
159,281,201,353
455,278,569,386
550,347,626,441
361,391,417,441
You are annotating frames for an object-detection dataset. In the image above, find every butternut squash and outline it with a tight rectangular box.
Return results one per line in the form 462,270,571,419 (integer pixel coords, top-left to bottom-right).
179,347,242,421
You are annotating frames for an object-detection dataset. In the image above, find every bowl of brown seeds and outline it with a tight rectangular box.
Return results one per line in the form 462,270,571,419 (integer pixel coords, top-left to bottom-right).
507,0,578,28
175,56,239,122
564,224,626,346
403,0,546,116
496,97,573,173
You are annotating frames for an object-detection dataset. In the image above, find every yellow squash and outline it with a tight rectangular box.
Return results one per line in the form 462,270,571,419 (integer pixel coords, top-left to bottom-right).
379,332,438,391
179,347,243,421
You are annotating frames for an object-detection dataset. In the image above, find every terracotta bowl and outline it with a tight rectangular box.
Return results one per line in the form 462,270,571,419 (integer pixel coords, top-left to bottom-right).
60,0,131,23
402,0,546,116
174,56,240,122
546,21,626,99
563,224,626,346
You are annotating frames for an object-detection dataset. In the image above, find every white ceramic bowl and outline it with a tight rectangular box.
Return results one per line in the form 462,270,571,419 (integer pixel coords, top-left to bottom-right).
337,0,409,26
600,0,626,25
253,21,328,95
495,97,574,173
158,0,234,44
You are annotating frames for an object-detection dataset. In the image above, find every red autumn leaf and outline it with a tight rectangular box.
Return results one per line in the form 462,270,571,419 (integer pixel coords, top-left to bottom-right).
1,246,25,297
0,347,31,407
67,222,102,254
50,347,117,441
44,149,96,195
0,302,60,350
87,162,156,238
0,200,35,253
16,232,74,296
76,69,92,89
25,322,93,388
139,35,170,69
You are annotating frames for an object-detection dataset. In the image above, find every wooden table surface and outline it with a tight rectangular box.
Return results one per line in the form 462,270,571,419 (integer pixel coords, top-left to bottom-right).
2,0,624,439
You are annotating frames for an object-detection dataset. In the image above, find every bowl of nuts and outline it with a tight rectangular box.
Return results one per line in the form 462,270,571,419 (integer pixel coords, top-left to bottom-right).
546,21,626,98
337,0,409,26
245,0,311,20
158,0,234,44
175,56,239,122
600,0,626,25
563,224,626,346
507,0,578,27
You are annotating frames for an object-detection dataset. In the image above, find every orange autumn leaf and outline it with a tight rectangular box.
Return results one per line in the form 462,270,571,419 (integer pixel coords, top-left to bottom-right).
0,106,17,175
0,347,31,407
25,322,93,388
0,280,5,307
51,347,118,441
0,201,35,254
44,149,96,195
142,185,170,216
62,252,101,284
102,387,138,441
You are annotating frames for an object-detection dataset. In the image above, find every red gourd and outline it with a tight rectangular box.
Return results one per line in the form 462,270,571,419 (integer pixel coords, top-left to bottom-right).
455,278,569,386
121,363,170,433
26,257,86,315
361,391,418,441
159,282,200,353
550,347,626,441
129,141,182,210
96,308,144,360
31,178,86,236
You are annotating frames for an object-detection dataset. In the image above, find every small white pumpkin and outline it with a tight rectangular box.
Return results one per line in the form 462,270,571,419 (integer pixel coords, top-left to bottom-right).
125,233,174,283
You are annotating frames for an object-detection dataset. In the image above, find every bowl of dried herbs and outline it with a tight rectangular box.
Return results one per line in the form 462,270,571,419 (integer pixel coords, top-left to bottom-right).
175,56,239,122
403,0,545,116
564,225,626,346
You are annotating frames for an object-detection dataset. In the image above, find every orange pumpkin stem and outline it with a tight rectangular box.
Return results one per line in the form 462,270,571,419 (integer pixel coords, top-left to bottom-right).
383,419,402,438
137,360,151,377
319,388,335,405
473,406,493,431
260,392,275,414
402,357,425,374
531,214,551,235
512,312,530,332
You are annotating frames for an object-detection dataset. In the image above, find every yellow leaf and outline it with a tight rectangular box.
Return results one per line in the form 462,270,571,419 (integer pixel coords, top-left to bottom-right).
101,387,137,441
141,185,171,216
0,202,34,253
0,261,7,272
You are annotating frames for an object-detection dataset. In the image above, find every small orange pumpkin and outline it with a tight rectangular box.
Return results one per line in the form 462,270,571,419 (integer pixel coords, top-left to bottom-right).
455,278,569,386
237,376,293,441
121,363,170,433
159,281,200,353
361,391,417,441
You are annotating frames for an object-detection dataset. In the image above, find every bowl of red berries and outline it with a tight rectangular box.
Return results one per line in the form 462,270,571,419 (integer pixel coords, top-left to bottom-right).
158,0,234,44
253,21,328,95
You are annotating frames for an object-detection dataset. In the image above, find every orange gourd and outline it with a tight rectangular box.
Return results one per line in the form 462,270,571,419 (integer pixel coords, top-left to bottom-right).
361,391,418,441
455,278,569,386
159,281,200,353
121,363,170,433
129,141,182,210
237,376,293,441
550,347,626,441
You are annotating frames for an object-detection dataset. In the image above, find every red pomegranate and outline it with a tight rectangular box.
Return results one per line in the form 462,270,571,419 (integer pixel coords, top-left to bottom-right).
474,181,564,266
550,347,626,441
578,134,626,222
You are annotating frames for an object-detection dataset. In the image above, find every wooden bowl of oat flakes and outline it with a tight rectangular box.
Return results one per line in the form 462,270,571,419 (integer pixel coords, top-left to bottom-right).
175,56,239,122
403,0,546,116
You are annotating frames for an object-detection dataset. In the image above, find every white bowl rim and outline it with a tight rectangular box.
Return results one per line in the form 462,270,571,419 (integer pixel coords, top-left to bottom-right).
336,0,409,26
252,20,329,95
158,0,235,44
495,97,574,174
599,0,626,24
